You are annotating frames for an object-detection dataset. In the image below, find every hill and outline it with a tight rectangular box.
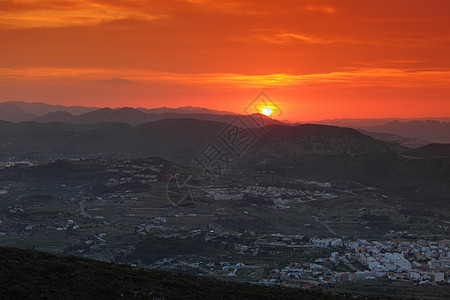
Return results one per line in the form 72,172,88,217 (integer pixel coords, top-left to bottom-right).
404,143,450,158
0,119,404,163
248,124,403,162
364,120,450,144
0,103,34,121
0,118,225,163
34,111,77,123
74,107,154,125
0,246,347,300
358,130,430,148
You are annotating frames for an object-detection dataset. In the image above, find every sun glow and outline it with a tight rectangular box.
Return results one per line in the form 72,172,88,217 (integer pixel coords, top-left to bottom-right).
261,106,273,117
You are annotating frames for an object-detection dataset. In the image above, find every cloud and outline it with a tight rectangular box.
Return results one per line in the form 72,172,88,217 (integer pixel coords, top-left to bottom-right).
0,0,268,29
249,31,380,46
305,5,336,14
98,78,139,85
257,32,335,44
1,67,450,89
0,0,163,29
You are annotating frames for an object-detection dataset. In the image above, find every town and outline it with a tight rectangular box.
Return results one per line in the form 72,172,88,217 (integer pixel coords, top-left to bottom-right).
0,157,448,298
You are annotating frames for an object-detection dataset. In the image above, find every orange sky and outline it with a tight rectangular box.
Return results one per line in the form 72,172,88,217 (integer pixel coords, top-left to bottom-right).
1,0,450,121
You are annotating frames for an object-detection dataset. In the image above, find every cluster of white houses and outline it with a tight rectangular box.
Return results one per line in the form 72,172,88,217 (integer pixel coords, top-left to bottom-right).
311,238,449,284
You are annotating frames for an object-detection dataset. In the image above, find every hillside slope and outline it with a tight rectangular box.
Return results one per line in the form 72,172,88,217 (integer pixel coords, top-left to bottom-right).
0,246,347,300
245,124,405,163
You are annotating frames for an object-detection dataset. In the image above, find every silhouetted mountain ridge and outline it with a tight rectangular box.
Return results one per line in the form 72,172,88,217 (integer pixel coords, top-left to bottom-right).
4,105,283,127
0,101,99,116
1,102,447,144
137,106,237,115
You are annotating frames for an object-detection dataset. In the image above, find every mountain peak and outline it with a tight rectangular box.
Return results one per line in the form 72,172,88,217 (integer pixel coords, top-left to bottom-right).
116,107,135,111
0,103,30,120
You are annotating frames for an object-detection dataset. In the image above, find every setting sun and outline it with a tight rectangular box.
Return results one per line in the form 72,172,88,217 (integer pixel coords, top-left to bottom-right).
261,107,272,117
1,0,449,121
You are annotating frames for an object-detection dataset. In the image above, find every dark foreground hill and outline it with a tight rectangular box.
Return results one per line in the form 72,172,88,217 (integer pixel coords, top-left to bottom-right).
0,246,354,300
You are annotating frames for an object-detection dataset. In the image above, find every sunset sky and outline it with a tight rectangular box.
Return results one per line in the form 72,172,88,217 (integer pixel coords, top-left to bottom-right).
1,0,450,121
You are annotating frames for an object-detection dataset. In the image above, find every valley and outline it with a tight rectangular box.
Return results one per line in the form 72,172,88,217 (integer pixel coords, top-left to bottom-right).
0,156,448,298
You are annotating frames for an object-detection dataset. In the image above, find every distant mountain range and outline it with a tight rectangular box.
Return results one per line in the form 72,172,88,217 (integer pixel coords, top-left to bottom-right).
0,101,100,120
1,101,449,144
0,101,236,119
137,106,237,115
0,101,279,127
33,107,282,127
